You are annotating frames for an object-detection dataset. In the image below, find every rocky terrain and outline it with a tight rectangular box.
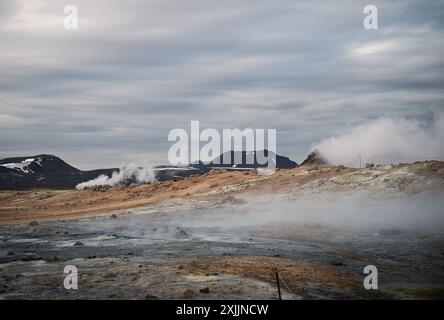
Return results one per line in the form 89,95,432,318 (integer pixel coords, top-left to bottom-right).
0,161,443,299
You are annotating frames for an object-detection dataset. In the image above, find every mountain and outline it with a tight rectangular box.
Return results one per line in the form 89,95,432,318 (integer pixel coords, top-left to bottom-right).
157,150,298,180
197,150,298,169
0,155,116,190
152,165,210,181
0,155,80,174
0,151,299,189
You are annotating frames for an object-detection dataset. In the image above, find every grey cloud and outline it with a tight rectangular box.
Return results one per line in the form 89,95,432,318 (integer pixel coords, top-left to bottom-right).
0,0,444,169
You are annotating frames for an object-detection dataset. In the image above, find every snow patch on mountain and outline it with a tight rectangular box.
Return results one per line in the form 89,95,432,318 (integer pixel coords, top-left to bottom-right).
1,158,37,173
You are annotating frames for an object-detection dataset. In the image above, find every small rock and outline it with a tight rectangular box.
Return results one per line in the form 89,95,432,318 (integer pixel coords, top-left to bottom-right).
104,272,117,279
331,260,345,266
175,228,189,238
183,289,195,298
51,255,61,262
110,214,118,219
74,241,84,246
145,294,159,300
21,256,33,261
200,287,210,294
28,221,39,226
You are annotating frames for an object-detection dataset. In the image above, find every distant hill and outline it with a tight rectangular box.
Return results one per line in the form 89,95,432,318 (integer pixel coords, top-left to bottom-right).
204,150,298,169
157,150,298,180
0,155,116,190
0,155,80,174
0,151,299,189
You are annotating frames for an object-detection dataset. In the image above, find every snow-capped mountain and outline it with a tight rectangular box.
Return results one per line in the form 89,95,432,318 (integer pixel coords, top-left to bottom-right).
0,155,115,190
0,155,80,174
0,151,299,189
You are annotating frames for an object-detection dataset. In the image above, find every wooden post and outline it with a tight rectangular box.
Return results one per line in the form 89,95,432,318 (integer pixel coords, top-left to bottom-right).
275,269,282,300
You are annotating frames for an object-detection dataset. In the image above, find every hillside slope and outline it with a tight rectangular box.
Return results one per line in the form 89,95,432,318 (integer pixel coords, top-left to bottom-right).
0,161,442,224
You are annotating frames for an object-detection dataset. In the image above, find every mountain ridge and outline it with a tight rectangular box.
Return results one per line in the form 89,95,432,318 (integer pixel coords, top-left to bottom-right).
0,151,298,189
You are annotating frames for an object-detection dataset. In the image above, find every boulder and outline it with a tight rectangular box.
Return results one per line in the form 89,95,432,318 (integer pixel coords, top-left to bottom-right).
301,150,328,166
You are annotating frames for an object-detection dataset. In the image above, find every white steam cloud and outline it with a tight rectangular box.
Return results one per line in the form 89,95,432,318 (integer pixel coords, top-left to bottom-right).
313,112,444,167
76,161,155,190
128,191,444,237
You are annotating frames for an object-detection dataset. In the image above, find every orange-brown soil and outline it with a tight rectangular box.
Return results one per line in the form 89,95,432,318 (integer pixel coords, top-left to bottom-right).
1,161,442,224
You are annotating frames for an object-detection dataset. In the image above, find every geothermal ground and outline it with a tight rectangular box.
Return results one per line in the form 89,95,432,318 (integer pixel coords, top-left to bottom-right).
1,162,444,299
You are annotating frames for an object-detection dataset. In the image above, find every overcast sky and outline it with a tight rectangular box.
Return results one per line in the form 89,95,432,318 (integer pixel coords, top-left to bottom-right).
1,0,443,169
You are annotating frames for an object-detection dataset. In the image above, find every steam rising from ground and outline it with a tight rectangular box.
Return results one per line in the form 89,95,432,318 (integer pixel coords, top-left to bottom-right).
313,113,444,167
76,161,154,190
170,192,444,234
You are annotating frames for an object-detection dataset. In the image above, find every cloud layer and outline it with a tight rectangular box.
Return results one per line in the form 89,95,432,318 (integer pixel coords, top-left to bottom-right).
1,0,443,168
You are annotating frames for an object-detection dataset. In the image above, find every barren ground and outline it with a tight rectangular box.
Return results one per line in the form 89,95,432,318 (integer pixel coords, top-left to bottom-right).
1,161,443,224
1,162,444,299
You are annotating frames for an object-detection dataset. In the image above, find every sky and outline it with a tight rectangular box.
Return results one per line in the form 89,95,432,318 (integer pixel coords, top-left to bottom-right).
0,0,443,169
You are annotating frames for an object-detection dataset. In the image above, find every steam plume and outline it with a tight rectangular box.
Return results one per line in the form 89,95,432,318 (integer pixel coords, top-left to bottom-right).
76,161,155,190
313,112,444,167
